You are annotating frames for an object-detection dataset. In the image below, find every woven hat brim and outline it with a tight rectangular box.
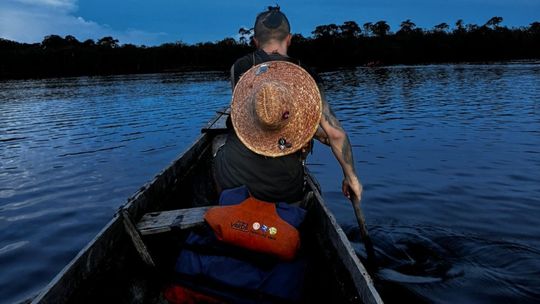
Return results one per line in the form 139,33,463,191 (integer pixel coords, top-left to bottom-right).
231,61,322,157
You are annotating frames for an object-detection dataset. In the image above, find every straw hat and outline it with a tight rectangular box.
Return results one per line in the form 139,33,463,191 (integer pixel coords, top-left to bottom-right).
231,61,322,157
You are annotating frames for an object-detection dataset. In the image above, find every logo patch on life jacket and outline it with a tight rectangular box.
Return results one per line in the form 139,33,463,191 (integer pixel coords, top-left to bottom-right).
269,227,277,236
231,220,249,232
252,222,261,230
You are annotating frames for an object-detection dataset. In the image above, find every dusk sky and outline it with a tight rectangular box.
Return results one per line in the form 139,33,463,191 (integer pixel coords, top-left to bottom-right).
1,0,539,45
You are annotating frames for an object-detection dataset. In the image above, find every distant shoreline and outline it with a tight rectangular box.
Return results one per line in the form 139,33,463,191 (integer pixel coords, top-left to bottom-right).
2,18,539,80
2,59,540,82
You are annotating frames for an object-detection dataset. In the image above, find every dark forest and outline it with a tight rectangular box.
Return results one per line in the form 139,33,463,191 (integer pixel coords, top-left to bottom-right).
1,17,539,79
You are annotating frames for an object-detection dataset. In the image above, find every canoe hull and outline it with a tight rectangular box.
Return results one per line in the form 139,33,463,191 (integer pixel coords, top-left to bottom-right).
30,111,383,304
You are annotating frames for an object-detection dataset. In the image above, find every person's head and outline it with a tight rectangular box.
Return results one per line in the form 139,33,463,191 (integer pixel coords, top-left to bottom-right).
253,6,292,50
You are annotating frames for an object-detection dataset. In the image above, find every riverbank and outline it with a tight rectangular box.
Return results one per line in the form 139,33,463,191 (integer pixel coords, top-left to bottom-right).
1,21,539,80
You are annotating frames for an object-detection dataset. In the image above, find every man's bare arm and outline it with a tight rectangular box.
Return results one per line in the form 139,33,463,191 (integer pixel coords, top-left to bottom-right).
314,126,330,146
318,94,362,201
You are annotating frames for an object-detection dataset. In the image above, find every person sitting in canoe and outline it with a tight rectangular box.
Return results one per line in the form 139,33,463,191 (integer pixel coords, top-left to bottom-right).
213,6,361,205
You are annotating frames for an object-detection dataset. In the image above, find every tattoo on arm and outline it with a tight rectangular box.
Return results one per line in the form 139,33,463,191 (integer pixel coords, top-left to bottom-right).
342,135,356,172
322,98,344,131
322,96,356,173
314,126,330,145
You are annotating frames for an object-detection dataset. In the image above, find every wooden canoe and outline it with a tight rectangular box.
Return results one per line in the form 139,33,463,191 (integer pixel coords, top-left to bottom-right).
29,110,383,304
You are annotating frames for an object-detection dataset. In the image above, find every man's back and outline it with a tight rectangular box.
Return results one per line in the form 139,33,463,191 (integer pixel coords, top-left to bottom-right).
213,49,309,203
214,6,362,206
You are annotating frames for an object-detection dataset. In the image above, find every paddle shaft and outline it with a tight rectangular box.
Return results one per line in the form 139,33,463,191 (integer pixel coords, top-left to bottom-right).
351,198,377,266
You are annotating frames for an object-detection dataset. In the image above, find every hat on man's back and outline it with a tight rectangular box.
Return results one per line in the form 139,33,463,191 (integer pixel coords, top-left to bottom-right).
231,61,322,157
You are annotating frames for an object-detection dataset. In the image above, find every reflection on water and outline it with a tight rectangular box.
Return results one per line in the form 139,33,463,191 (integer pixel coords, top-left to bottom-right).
1,62,540,303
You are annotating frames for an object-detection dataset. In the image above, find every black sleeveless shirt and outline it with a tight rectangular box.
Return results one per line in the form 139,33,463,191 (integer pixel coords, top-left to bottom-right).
214,49,323,203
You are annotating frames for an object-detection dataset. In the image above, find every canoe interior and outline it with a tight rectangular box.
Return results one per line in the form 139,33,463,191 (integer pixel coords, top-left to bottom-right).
32,111,381,303
63,145,358,303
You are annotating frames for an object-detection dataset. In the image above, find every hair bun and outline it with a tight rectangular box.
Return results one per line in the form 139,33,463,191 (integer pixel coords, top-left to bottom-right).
263,10,285,29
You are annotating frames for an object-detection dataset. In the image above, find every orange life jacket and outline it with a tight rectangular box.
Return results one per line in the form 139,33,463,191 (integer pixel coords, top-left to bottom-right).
204,196,301,261
164,285,224,304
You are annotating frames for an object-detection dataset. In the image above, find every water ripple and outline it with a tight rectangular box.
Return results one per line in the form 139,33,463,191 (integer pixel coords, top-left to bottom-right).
1,63,539,303
0,72,230,304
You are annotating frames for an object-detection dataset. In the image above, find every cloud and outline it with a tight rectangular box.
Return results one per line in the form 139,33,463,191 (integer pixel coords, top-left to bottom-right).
0,0,168,45
14,0,77,10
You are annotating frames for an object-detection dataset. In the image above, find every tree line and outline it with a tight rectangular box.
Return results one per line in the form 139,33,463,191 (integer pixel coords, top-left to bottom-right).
1,17,539,79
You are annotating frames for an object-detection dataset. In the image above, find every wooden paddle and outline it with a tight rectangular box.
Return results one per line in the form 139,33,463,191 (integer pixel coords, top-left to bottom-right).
350,195,377,267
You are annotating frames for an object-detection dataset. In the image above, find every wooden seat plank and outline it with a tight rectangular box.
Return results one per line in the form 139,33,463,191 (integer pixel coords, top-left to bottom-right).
137,206,211,235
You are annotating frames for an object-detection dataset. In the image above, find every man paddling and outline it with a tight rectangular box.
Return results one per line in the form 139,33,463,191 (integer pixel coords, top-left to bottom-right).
214,6,362,205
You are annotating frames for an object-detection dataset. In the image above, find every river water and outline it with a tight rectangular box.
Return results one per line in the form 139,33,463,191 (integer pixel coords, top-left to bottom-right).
1,62,539,303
